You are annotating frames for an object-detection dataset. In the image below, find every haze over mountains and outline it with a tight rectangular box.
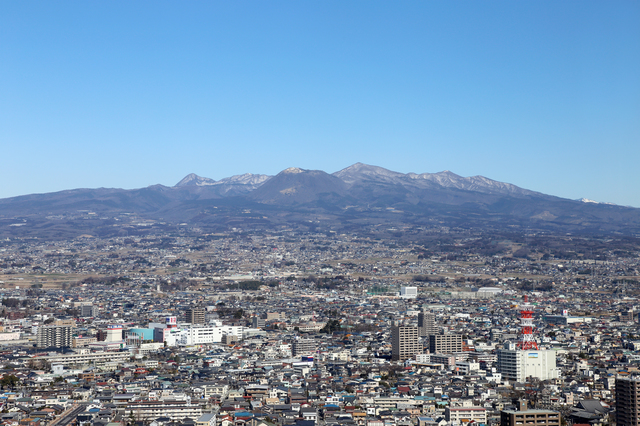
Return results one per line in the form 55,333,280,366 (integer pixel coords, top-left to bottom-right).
1,163,639,239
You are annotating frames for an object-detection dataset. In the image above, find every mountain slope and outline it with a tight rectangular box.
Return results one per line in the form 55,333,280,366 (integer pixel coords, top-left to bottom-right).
249,167,347,204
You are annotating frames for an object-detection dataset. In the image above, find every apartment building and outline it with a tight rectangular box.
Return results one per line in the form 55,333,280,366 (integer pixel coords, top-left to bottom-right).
501,402,561,426
616,377,640,426
392,325,420,361
293,338,316,356
446,407,487,424
428,334,462,354
125,400,203,421
36,325,72,348
185,307,206,325
418,310,436,337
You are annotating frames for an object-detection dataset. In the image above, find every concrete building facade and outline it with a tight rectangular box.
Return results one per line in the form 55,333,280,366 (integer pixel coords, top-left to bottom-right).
185,307,206,325
428,334,462,354
293,338,316,356
418,310,436,337
500,409,561,426
392,325,420,361
446,407,487,424
616,377,640,426
36,325,72,348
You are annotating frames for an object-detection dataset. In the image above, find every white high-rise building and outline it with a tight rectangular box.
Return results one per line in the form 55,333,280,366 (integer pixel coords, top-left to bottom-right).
497,347,558,382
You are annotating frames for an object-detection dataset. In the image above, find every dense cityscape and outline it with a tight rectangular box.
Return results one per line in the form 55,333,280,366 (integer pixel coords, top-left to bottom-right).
4,1,638,426
0,229,639,426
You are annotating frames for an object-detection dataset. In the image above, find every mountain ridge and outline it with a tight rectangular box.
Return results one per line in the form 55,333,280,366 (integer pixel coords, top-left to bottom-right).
0,163,638,239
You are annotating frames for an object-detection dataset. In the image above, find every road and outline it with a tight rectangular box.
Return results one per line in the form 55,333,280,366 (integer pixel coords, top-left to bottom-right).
49,404,86,426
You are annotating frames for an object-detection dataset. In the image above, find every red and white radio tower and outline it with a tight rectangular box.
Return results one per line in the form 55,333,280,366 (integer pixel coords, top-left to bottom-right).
519,295,538,350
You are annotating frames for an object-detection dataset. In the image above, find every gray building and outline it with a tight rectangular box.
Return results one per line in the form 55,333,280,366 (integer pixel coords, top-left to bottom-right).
80,304,98,317
616,377,640,426
501,408,560,426
292,338,316,356
186,307,205,325
418,310,436,337
252,316,266,329
392,325,420,361
428,333,462,354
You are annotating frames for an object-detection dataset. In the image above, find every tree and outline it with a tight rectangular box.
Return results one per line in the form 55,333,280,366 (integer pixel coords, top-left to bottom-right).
0,375,19,390
320,319,341,334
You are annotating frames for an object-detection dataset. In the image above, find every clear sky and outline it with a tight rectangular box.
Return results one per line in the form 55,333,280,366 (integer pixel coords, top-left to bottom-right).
1,2,639,206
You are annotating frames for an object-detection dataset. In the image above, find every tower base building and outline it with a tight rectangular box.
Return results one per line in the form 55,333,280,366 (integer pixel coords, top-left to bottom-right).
497,348,558,382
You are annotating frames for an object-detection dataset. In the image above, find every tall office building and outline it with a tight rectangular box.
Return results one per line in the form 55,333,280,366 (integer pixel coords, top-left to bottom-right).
428,333,463,354
392,325,421,361
418,310,436,337
186,307,205,325
37,325,72,348
616,377,640,426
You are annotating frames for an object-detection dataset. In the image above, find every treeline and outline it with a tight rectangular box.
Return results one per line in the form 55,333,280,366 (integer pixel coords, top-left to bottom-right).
413,275,446,283
1,298,28,308
303,275,350,290
224,280,279,291
515,280,554,292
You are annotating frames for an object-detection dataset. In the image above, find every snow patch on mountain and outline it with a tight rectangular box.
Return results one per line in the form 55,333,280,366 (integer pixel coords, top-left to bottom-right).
579,198,617,206
216,173,271,186
281,167,305,174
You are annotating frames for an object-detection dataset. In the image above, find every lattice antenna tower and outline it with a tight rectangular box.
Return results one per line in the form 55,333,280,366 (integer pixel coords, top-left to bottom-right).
519,295,538,350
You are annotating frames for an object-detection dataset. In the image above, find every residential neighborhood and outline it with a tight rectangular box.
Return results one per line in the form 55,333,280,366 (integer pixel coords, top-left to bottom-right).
0,230,638,426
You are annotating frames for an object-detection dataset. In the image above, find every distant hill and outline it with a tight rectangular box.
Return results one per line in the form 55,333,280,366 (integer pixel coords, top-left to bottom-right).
1,163,639,239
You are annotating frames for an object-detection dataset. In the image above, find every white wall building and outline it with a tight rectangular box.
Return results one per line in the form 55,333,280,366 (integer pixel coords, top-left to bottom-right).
455,361,480,375
400,286,417,299
497,349,558,382
157,325,245,347
445,407,487,424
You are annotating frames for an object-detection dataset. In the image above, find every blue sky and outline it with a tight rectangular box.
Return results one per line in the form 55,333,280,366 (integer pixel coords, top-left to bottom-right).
1,2,639,206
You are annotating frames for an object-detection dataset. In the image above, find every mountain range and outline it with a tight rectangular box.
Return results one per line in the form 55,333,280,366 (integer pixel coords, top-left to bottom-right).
1,163,639,239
